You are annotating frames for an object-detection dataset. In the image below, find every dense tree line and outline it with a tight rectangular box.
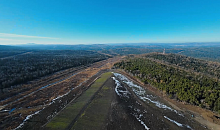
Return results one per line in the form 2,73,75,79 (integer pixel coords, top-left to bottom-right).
176,47,220,62
0,50,110,92
101,48,158,56
146,53,220,79
0,45,26,58
114,57,220,114
100,47,220,62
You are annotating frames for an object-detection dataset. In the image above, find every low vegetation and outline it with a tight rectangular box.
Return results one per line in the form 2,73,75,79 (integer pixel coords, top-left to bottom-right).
71,85,112,130
45,72,112,130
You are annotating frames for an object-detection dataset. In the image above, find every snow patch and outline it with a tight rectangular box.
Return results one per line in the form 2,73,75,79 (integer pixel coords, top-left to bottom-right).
0,109,9,112
113,73,183,116
112,77,130,98
164,116,193,130
50,76,100,104
14,110,41,130
134,113,150,130
164,116,183,127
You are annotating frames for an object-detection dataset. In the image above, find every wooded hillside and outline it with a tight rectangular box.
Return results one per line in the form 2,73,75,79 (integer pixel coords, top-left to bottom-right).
114,53,220,114
0,50,110,92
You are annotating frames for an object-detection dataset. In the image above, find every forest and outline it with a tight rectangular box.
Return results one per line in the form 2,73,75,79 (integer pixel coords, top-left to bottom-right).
114,54,220,114
146,53,220,79
0,50,110,92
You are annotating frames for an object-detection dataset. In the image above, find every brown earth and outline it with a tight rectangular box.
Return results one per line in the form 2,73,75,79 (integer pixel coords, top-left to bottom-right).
116,69,220,130
0,56,123,130
2,55,216,130
17,68,211,130
68,70,207,130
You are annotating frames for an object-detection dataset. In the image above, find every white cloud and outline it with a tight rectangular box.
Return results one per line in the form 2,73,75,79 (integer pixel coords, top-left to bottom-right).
0,33,59,39
0,38,12,41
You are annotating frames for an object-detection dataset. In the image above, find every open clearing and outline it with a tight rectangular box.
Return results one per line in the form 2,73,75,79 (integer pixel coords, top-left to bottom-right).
45,72,113,130
44,71,209,130
71,82,113,130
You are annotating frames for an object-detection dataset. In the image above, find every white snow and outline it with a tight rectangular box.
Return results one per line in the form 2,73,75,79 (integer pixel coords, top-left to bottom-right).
3,72,81,108
134,113,150,130
112,77,130,98
0,109,9,112
164,116,183,127
164,116,193,130
50,76,100,104
14,110,41,130
113,73,183,116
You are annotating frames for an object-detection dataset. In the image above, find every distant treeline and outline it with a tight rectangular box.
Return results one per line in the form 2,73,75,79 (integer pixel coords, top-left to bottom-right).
0,50,110,92
1,44,220,62
146,53,220,79
165,47,220,62
114,54,220,114
101,47,220,62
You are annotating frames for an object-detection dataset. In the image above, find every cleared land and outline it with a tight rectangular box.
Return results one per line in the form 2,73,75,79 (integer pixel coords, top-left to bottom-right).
2,55,218,130
70,84,113,130
45,72,113,130
0,56,122,130
45,71,208,130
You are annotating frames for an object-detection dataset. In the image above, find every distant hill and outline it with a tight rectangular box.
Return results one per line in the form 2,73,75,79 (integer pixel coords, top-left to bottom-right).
0,45,27,58
1,42,220,62
12,42,220,50
0,45,24,50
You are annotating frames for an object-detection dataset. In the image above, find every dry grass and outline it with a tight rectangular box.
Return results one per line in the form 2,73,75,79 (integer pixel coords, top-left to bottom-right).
45,72,112,130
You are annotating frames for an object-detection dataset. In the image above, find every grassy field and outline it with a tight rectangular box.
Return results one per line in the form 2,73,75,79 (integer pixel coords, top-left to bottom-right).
71,83,114,130
45,72,113,130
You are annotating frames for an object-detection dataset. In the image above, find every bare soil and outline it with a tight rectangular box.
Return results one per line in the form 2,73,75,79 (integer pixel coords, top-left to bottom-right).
55,71,208,130
116,69,220,130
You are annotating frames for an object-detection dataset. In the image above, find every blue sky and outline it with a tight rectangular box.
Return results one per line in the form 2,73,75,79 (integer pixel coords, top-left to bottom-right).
0,0,220,45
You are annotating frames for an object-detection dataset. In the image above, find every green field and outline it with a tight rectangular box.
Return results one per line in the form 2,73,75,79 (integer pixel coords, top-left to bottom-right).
71,83,113,130
45,72,113,130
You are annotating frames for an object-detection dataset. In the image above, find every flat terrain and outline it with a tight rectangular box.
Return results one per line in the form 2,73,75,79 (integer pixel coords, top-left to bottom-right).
43,71,209,130
45,72,113,130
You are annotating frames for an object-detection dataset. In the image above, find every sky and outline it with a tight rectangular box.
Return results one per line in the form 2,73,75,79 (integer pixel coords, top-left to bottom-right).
0,0,220,45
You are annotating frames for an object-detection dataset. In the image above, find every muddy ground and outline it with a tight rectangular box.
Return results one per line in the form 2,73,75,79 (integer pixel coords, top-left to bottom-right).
105,73,207,130
43,71,208,130
6,65,215,130
116,69,220,130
